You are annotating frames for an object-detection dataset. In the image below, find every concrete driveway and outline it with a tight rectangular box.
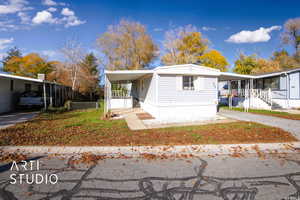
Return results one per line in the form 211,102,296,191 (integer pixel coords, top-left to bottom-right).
0,112,39,129
220,109,300,140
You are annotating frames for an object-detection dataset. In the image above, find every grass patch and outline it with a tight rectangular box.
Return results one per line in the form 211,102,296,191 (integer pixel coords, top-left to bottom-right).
0,108,297,146
222,106,300,120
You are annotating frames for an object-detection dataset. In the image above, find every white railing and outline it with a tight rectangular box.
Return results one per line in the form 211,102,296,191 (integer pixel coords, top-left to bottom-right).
251,89,272,106
111,90,130,98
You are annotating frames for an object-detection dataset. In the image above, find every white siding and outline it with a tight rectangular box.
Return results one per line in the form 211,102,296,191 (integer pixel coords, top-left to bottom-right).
138,75,156,104
157,74,217,105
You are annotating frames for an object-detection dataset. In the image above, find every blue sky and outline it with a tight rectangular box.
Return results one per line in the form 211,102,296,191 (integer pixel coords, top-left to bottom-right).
0,0,299,70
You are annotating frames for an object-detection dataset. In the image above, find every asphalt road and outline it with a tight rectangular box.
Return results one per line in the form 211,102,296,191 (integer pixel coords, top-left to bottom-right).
0,112,39,130
1,153,300,199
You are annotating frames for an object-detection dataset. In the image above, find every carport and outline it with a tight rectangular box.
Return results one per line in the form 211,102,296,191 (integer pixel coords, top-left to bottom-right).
0,73,72,114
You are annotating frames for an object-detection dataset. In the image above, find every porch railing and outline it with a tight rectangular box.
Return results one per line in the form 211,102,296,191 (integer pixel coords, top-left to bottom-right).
111,90,131,98
251,88,272,106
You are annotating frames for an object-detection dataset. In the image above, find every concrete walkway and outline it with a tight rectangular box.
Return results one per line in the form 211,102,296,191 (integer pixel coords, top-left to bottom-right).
124,112,147,130
0,112,39,129
220,109,300,139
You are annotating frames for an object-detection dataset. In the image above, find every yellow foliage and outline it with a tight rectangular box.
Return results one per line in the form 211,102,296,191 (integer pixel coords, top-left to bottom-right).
161,31,208,65
4,53,54,78
199,50,229,72
251,59,281,74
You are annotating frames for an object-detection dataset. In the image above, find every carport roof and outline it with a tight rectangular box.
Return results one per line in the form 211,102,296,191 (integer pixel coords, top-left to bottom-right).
105,65,257,82
0,73,43,83
0,73,67,86
219,72,255,81
105,70,154,81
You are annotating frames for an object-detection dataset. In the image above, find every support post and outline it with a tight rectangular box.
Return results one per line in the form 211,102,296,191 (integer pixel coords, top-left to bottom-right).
238,80,241,97
286,73,290,108
249,79,253,109
228,81,232,109
49,84,53,107
43,82,47,110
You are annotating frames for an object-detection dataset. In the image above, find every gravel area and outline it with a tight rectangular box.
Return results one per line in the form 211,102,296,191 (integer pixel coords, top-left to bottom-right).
220,109,300,140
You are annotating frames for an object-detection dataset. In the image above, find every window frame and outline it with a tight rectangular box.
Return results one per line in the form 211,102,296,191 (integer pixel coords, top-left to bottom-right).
182,76,195,90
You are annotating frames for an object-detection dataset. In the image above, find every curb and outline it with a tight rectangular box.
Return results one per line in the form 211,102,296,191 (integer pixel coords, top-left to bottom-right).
1,142,300,156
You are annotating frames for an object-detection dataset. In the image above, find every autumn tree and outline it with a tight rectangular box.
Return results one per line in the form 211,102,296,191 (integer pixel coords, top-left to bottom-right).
161,25,229,71
2,46,22,67
199,50,228,72
3,53,54,78
271,50,300,69
161,25,208,65
61,40,86,90
282,17,300,53
79,53,100,99
233,54,258,74
251,58,281,74
97,19,158,70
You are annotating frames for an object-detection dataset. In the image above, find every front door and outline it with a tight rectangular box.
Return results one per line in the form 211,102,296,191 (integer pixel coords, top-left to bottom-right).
289,72,300,99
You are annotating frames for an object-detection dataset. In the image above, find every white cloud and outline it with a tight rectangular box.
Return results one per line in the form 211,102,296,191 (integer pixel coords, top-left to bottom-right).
0,38,14,50
61,7,73,16
202,26,216,31
0,0,30,15
60,8,85,27
42,0,66,6
42,0,57,6
18,12,30,24
41,50,57,57
0,20,18,31
0,52,7,60
226,26,281,43
47,7,57,12
32,10,57,24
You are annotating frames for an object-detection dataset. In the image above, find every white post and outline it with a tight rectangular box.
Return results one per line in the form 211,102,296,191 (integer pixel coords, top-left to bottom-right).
43,82,47,110
238,80,241,97
268,88,272,108
286,73,290,108
104,74,111,115
49,84,53,107
249,79,253,109
228,81,232,109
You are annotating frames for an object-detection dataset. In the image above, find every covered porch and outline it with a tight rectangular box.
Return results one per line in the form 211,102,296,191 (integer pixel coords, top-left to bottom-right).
219,72,274,110
104,70,154,114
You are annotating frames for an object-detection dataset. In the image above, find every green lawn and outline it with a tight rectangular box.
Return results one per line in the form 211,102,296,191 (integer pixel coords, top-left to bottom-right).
0,108,297,146
222,106,300,120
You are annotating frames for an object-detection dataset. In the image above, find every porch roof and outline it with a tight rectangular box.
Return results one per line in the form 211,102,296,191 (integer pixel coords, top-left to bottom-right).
219,72,255,81
105,70,154,81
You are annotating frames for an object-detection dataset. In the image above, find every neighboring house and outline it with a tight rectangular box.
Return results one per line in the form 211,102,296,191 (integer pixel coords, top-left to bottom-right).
0,73,71,114
105,64,251,122
221,67,300,109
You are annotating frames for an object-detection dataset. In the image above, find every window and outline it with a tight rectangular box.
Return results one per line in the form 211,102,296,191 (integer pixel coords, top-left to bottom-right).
10,80,14,91
25,83,31,92
263,77,280,90
182,76,194,90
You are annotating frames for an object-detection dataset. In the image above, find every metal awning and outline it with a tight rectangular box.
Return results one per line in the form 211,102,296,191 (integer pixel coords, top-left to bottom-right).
219,72,255,81
105,70,154,81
